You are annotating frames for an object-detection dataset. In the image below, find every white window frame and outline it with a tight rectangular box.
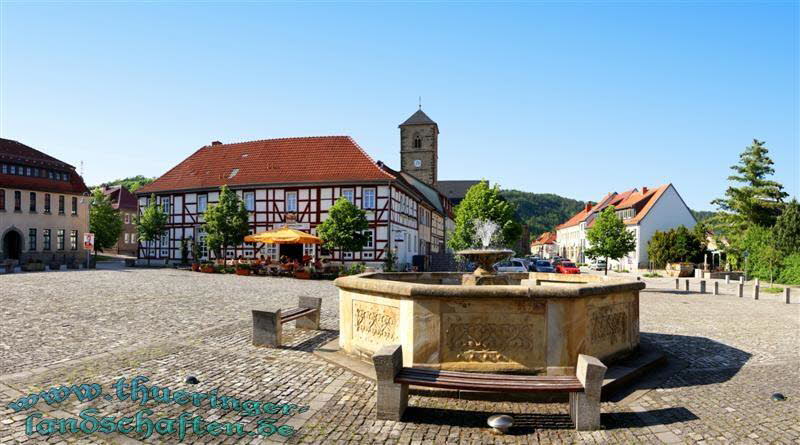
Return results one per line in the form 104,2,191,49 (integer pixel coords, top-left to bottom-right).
124,233,130,244
364,229,374,249
363,188,376,209
197,194,208,213
342,188,355,204
161,197,170,214
244,192,255,211
286,191,298,212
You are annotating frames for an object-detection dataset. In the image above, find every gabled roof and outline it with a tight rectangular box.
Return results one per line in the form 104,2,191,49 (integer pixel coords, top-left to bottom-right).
0,138,89,195
102,185,138,211
557,185,674,230
138,136,395,194
531,232,557,246
436,180,482,201
399,109,437,127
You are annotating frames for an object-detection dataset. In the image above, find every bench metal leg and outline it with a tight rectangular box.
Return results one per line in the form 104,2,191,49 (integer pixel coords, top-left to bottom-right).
570,354,607,431
373,344,408,421
252,309,282,347
296,297,322,330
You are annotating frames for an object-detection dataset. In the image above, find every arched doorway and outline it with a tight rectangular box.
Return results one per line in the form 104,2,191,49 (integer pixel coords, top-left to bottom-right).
2,230,22,260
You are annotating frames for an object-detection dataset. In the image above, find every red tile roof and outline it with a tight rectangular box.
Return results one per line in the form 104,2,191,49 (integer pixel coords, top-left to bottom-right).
531,231,557,246
0,138,89,195
557,185,672,230
102,185,138,211
138,136,395,194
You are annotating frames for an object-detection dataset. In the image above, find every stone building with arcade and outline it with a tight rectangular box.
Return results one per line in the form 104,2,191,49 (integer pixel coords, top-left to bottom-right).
136,109,455,269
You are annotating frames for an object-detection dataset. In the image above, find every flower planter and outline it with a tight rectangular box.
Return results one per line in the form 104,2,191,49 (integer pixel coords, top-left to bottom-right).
201,266,215,273
294,271,311,280
235,269,251,276
22,263,44,272
191,263,201,272
666,262,694,277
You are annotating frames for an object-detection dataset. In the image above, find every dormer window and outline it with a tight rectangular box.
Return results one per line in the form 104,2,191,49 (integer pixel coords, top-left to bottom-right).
413,135,422,148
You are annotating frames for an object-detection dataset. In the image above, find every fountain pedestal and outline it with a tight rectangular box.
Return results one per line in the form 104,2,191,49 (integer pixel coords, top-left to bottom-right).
457,248,514,286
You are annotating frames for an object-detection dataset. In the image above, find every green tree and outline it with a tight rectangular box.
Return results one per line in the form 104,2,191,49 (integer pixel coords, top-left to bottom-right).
647,230,675,269
137,194,168,266
317,197,369,258
647,225,705,268
711,139,787,232
89,188,123,258
97,175,156,192
448,181,522,251
773,199,800,255
202,185,250,262
585,206,636,275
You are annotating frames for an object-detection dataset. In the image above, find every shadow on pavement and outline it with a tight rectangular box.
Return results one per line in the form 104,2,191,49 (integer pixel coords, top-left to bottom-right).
604,407,699,430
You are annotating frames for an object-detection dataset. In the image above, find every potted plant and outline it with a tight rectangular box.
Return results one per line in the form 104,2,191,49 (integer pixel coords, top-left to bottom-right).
294,265,312,280
201,262,215,273
190,240,201,271
235,263,251,276
180,238,190,267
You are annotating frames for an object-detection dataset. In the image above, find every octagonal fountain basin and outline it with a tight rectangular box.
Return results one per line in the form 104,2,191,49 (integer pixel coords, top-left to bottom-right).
334,272,645,375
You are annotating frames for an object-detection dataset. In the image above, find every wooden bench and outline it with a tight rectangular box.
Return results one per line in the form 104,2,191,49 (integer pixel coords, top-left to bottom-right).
373,345,607,431
252,297,321,347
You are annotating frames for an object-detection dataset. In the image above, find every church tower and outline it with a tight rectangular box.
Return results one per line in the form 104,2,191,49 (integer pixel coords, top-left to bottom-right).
399,108,439,186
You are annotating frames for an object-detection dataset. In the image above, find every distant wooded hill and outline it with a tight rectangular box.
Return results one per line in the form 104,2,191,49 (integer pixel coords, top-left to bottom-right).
92,175,156,193
500,190,589,237
501,189,717,238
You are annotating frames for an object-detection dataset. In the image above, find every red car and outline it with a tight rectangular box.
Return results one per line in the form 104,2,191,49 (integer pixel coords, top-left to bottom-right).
556,261,580,274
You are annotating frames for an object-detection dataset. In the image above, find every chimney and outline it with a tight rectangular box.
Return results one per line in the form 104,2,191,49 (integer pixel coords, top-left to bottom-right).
211,141,222,146
642,186,649,194
585,203,592,212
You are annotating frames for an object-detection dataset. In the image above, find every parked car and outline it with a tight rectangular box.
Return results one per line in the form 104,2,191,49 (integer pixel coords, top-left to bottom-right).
589,259,607,271
494,258,528,273
556,261,581,274
533,260,555,273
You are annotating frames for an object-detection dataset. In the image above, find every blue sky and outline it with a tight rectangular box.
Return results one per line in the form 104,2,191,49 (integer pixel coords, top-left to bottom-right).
1,2,797,211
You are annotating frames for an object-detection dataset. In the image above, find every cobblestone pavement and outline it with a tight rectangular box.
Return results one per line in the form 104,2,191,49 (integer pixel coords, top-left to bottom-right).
0,268,798,444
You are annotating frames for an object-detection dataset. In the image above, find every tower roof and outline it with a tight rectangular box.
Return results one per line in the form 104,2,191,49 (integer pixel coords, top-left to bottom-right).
399,109,438,127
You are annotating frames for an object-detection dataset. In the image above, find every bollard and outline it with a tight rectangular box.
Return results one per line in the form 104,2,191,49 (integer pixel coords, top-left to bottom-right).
713,281,719,295
753,285,759,300
785,287,791,304
739,276,744,285
675,278,680,290
685,279,690,292
738,283,744,298
755,278,760,287
725,275,730,284
700,280,706,294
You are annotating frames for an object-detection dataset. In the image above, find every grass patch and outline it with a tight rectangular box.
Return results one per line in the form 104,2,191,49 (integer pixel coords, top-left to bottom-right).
762,286,783,294
643,272,663,278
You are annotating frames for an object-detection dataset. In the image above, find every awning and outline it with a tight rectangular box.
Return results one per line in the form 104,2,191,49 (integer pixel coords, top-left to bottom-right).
244,227,322,245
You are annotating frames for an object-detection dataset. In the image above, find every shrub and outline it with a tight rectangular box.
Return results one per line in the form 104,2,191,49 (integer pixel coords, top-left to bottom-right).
762,286,783,294
778,253,800,285
643,272,662,278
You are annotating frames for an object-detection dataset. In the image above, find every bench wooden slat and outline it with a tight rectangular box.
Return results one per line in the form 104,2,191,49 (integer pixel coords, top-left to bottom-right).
400,367,579,382
395,368,584,393
280,307,317,323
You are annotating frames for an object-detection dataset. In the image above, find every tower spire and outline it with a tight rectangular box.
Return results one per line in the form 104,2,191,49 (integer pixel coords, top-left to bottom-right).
418,96,422,110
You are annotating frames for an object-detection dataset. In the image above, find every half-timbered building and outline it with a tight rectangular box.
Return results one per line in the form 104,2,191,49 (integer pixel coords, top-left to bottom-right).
136,118,455,269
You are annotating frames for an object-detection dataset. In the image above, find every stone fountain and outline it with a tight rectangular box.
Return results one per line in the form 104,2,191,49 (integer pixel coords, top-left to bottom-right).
457,220,515,285
334,220,645,375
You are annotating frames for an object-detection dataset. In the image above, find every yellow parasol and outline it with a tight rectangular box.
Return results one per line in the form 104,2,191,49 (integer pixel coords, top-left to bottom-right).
244,226,322,245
